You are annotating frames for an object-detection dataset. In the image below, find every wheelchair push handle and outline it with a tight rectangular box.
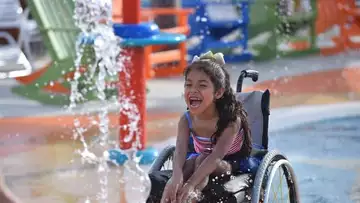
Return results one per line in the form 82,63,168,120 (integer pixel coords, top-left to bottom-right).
236,69,259,92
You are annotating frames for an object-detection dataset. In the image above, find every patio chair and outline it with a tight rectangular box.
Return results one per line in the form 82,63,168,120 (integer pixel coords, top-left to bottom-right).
0,32,32,79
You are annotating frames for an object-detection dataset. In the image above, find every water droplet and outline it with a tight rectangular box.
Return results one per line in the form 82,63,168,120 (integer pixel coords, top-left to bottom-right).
200,17,207,22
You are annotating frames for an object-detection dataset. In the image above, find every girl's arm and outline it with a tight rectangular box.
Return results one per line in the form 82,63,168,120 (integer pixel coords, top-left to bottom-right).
172,114,190,178
186,119,241,186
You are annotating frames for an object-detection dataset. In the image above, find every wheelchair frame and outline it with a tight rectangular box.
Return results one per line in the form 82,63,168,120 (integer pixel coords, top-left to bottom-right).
149,70,300,203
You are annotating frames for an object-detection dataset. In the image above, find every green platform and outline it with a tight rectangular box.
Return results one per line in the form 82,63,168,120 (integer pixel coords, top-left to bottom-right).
247,0,319,61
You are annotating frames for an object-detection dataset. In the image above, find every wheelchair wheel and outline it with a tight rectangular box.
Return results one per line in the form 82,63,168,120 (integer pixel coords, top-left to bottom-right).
149,145,175,173
251,150,300,203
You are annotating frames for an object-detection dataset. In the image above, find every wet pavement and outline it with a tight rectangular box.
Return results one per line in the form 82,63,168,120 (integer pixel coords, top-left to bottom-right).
271,116,360,203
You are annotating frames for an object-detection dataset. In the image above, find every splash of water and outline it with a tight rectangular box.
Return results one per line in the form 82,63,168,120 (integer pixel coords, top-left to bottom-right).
72,1,114,202
71,0,151,202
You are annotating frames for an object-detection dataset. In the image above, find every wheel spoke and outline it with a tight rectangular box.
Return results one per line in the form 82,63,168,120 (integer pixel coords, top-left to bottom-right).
272,169,280,202
246,151,299,203
266,162,293,203
280,168,284,203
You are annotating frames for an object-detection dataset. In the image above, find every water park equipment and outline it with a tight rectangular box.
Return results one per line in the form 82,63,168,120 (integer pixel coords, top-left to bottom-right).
112,0,186,159
246,0,319,60
338,0,360,49
113,6,193,78
312,0,360,55
178,0,318,61
142,8,192,78
11,0,107,105
110,0,187,202
257,0,358,58
183,0,253,63
141,0,357,62
11,0,191,105
315,0,346,55
150,69,300,203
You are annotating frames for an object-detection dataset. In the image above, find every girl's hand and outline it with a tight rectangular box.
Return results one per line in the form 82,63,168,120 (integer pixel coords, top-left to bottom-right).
177,182,196,203
160,174,183,203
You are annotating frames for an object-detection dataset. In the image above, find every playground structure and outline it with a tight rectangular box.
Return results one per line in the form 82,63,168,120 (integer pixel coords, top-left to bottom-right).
112,2,193,79
251,0,360,57
251,0,319,59
8,0,360,106
180,0,319,61
315,0,346,55
178,0,360,60
11,0,103,105
9,0,193,106
182,0,253,62
339,0,360,49
136,0,360,60
112,0,187,152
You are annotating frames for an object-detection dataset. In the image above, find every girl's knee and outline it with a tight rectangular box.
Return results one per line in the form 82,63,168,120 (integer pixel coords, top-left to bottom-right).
215,160,232,174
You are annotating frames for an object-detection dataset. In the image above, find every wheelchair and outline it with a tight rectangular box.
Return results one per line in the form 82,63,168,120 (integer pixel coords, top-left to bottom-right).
148,70,300,203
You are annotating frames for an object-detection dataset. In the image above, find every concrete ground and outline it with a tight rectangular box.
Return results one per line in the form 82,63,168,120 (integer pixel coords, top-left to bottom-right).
0,50,360,202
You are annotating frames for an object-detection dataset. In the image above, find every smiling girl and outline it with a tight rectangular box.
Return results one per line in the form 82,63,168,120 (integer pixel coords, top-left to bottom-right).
160,51,252,203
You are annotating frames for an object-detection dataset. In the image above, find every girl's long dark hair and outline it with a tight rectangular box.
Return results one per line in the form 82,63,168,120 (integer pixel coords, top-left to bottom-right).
184,58,252,157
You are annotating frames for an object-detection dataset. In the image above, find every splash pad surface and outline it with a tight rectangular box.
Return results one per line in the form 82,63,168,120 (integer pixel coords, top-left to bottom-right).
0,112,181,203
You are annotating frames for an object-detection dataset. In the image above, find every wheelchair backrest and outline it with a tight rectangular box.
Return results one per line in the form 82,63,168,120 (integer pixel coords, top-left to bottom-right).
236,89,270,150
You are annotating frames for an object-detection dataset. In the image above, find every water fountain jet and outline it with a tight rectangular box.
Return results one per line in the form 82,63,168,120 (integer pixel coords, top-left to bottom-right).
72,0,151,202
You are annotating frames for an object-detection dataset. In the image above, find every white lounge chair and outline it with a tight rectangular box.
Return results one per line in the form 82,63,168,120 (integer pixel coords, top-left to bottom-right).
0,0,41,64
0,32,32,79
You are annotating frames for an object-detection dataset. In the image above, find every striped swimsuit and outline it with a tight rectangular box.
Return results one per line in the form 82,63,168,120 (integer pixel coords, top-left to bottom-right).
185,111,244,155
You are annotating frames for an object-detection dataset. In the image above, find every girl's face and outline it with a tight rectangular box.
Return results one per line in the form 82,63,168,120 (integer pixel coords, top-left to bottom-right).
184,69,223,115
